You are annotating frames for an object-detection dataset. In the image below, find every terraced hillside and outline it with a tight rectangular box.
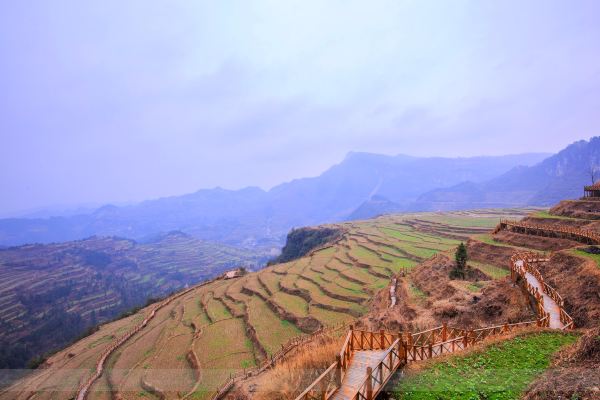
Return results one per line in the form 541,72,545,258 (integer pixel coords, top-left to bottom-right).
380,193,600,400
0,208,532,400
0,231,263,369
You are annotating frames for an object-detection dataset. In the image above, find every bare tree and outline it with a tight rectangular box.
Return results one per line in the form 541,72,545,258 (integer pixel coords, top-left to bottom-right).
589,161,598,184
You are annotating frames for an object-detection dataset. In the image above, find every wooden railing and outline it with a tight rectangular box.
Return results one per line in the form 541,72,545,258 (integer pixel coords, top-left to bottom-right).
210,323,348,400
510,252,574,330
495,219,600,244
354,338,403,400
295,319,544,400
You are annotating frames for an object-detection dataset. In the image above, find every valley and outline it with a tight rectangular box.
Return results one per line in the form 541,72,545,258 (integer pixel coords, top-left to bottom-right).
0,232,265,370
0,208,533,400
2,188,600,400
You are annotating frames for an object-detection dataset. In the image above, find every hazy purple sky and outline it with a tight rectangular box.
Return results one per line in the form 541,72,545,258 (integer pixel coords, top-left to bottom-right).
1,0,600,216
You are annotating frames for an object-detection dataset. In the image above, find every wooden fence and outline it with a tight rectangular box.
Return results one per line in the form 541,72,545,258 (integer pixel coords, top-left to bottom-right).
296,319,542,400
495,219,600,245
510,252,574,330
209,323,349,400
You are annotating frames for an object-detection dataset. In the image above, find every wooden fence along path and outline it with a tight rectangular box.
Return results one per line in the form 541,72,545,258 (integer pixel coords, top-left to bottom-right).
208,323,348,400
510,252,574,329
296,250,575,400
494,219,600,245
296,321,541,400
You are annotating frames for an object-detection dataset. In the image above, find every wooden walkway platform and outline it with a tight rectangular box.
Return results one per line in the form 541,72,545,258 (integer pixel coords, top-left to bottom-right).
516,260,564,329
329,351,387,400
297,251,575,400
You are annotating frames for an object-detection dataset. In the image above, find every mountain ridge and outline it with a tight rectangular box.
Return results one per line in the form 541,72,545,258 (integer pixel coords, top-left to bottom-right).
0,151,552,247
412,138,600,211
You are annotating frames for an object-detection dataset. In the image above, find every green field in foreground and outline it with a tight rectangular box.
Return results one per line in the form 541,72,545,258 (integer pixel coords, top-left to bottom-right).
394,332,577,400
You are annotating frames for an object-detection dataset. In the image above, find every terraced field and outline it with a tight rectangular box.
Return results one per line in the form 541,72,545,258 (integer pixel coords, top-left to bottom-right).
0,208,531,400
0,232,263,369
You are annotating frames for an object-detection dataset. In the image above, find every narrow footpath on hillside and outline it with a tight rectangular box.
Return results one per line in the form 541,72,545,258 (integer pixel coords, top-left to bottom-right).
515,259,564,329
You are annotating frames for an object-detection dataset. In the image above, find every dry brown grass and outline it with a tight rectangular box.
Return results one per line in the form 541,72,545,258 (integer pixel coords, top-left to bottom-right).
236,332,345,400
523,327,600,400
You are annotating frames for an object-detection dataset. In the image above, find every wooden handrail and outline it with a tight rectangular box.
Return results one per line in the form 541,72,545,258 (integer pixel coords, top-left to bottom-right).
353,338,402,400
497,219,600,244
295,362,337,400
510,252,574,330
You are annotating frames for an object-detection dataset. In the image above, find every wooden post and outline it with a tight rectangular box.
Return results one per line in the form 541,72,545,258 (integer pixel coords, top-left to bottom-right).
407,332,413,347
428,343,433,359
321,379,327,400
335,355,342,386
442,323,447,342
380,329,385,349
360,331,364,350
350,325,354,351
431,329,435,345
503,323,508,333
366,367,373,400
370,332,374,349
397,335,405,364
463,333,468,348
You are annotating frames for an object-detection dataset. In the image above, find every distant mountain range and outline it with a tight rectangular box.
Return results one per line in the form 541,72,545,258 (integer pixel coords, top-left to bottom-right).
3,138,599,249
412,138,600,211
0,151,550,248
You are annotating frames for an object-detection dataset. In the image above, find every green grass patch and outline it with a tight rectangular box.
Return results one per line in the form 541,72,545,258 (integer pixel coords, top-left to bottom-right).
382,254,418,273
532,210,577,220
272,292,309,317
309,305,354,326
466,281,486,292
246,297,302,356
401,244,438,260
394,332,577,400
469,261,510,279
408,282,427,300
571,249,600,269
205,297,232,322
430,216,502,228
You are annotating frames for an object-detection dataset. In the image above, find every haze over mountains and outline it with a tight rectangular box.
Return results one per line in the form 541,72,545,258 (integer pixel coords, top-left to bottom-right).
0,152,548,248
415,138,600,211
1,138,599,249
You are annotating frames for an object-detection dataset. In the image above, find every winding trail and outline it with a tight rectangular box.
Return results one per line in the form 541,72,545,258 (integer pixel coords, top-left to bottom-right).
515,259,563,329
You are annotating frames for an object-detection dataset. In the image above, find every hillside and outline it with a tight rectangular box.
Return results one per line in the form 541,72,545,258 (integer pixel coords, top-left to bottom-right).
0,208,533,400
413,137,600,211
0,232,263,370
0,153,547,248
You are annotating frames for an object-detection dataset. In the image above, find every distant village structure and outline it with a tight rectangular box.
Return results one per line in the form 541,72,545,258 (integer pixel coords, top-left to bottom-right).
223,267,247,280
583,181,600,199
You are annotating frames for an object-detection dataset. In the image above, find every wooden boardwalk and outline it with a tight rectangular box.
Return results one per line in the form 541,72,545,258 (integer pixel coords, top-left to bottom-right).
297,250,575,400
510,252,574,329
516,259,564,329
329,351,387,400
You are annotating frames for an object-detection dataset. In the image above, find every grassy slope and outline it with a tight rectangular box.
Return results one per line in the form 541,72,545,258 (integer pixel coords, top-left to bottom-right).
1,208,535,400
395,332,577,400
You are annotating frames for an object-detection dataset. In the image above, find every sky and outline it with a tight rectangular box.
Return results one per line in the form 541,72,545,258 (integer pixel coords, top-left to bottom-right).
1,0,600,216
